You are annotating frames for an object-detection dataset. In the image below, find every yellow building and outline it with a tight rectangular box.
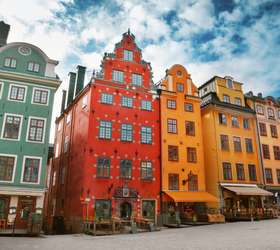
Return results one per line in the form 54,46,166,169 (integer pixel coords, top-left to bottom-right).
246,93,280,209
158,65,217,225
199,76,273,221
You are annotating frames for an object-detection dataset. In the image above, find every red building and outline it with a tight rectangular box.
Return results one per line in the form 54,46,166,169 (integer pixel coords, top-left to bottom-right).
46,30,161,233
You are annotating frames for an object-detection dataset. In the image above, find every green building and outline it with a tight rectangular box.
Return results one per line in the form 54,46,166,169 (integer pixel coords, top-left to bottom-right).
0,21,61,230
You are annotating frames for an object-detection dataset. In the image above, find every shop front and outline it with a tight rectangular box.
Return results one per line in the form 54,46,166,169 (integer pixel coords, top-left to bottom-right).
221,183,275,221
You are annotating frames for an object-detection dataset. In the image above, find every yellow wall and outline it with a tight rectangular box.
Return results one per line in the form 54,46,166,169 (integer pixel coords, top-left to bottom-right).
160,64,206,192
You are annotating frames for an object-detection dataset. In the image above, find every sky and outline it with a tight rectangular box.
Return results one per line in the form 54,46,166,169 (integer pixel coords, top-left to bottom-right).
1,0,280,142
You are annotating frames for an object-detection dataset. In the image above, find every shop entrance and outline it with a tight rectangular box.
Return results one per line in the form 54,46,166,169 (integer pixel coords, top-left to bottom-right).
120,202,132,220
16,196,36,229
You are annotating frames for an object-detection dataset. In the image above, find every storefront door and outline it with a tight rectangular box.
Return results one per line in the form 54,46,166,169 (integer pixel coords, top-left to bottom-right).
15,197,36,229
120,202,132,220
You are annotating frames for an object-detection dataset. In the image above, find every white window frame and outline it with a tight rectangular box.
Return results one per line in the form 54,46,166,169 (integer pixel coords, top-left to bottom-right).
0,82,4,99
1,113,23,141
124,50,133,61
55,143,60,158
26,116,47,144
132,73,142,86
0,153,17,183
27,62,40,72
31,87,50,106
4,57,17,68
8,84,27,103
112,70,124,83
20,155,42,184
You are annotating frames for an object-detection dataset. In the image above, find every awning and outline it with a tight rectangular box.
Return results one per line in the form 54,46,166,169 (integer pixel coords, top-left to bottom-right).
164,191,218,203
223,185,273,196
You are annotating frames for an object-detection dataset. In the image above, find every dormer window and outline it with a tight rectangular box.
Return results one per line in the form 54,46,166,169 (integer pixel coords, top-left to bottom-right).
28,62,40,72
176,83,184,92
4,57,17,68
223,94,230,103
267,108,275,119
124,50,133,61
226,79,233,89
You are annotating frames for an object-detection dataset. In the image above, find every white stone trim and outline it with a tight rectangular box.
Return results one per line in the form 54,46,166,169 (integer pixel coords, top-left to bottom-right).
20,155,42,185
0,153,17,183
220,183,258,187
26,116,47,144
1,113,23,141
31,87,50,106
0,186,45,196
7,83,28,103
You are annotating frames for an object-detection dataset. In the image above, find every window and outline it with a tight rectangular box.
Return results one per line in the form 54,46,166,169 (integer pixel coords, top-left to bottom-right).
64,136,69,153
265,168,273,184
219,113,227,125
262,144,270,159
142,200,155,219
141,126,152,144
223,162,232,180
267,108,275,119
270,125,278,138
82,95,88,108
223,94,230,103
0,155,15,182
4,57,16,68
245,138,253,153
27,118,45,142
167,145,178,161
231,116,239,127
167,119,177,133
259,123,267,136
95,200,111,220
234,97,242,106
112,70,124,82
55,143,59,158
167,99,176,109
99,121,112,139
101,93,113,104
243,119,250,129
22,157,41,183
188,174,198,191
123,50,133,61
277,169,280,184
121,96,133,108
2,114,22,140
185,121,195,136
233,136,242,152
141,100,152,111
52,171,56,186
248,165,257,181
273,146,280,160
141,161,153,180
120,159,132,179
9,85,26,102
32,88,49,105
66,114,71,124
220,135,229,151
121,123,133,142
184,103,193,112
226,79,233,88
187,147,197,163
96,157,110,178
0,82,3,99
27,62,40,72
176,83,184,92
132,73,142,86
236,164,245,180
256,105,264,114
168,173,179,190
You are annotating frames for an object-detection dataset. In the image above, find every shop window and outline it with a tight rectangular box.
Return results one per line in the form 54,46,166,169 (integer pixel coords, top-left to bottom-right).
223,162,232,180
168,145,178,161
259,123,267,136
0,155,16,182
262,144,270,159
236,164,245,181
141,126,152,144
142,200,155,219
270,125,278,138
167,119,177,134
187,147,197,163
167,99,176,109
188,174,198,191
27,118,45,142
168,173,179,190
22,157,41,183
265,168,273,184
121,123,133,142
245,138,253,153
99,121,112,139
0,198,8,219
220,135,229,151
101,93,113,104
276,169,280,184
248,164,257,181
120,159,132,179
96,157,110,178
95,200,111,220
218,113,227,125
231,116,239,128
233,136,242,152
273,146,280,160
185,121,195,136
140,161,153,180
2,114,22,140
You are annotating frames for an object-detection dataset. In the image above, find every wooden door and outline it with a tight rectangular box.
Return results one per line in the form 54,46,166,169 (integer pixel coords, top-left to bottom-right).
15,197,36,229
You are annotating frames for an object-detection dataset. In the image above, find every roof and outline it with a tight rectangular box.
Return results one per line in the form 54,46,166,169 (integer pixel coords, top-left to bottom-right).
222,185,273,196
164,191,218,203
198,75,244,90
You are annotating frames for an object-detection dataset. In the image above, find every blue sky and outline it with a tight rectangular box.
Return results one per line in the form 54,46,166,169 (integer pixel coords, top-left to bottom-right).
1,0,280,140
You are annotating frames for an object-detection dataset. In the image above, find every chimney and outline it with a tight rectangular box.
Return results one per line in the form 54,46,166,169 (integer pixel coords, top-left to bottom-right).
75,65,86,97
67,72,76,106
257,93,262,98
0,21,10,47
60,90,67,114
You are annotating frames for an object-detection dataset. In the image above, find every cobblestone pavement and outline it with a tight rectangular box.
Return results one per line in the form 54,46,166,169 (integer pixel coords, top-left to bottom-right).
1,219,280,250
